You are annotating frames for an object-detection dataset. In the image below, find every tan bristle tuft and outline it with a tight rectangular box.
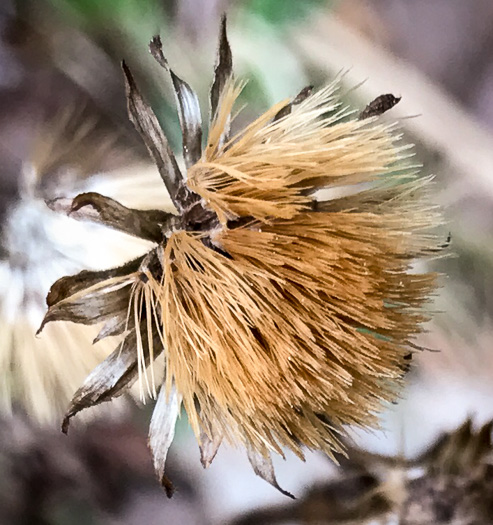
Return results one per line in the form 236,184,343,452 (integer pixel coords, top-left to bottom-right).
188,82,405,224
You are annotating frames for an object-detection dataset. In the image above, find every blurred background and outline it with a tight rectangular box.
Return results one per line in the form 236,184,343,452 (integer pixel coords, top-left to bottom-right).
1,0,493,523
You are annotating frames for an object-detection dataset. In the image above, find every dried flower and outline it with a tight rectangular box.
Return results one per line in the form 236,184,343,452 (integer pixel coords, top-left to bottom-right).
39,18,441,496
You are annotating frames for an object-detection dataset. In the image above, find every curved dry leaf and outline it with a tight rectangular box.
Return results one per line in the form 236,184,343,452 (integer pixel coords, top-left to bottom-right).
48,192,175,242
210,15,233,125
122,61,184,211
149,384,182,497
62,326,163,433
149,36,203,170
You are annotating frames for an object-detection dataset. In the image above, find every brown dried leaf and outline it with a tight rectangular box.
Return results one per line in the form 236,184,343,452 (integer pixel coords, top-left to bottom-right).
62,326,163,433
149,36,203,170
210,15,233,124
149,384,181,497
122,61,184,211
47,192,176,242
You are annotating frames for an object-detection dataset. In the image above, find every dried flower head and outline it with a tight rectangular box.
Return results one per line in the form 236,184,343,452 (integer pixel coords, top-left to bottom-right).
40,18,442,496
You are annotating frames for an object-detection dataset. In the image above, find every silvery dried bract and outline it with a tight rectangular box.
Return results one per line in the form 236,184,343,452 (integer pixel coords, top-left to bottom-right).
40,17,442,496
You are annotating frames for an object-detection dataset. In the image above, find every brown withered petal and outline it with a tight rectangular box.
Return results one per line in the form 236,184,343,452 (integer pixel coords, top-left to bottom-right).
199,429,223,469
62,325,163,434
210,14,233,145
47,192,175,242
149,384,182,497
45,256,143,309
39,284,131,329
122,61,185,210
149,36,203,170
246,444,295,499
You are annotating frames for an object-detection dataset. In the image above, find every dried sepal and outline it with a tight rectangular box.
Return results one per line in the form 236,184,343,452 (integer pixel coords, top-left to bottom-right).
199,429,223,468
359,93,401,120
40,282,131,328
47,192,175,242
122,61,185,210
62,324,163,434
209,14,233,148
149,384,182,497
246,444,295,499
45,257,144,309
93,316,128,344
37,258,144,335
149,36,203,170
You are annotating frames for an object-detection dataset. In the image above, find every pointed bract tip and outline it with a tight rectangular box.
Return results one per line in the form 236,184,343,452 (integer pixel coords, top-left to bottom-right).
161,474,175,498
149,35,169,70
61,414,71,435
35,317,47,336
359,93,402,120
121,60,134,89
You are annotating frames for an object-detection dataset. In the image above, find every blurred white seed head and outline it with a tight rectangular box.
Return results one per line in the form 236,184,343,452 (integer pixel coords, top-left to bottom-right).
0,112,171,423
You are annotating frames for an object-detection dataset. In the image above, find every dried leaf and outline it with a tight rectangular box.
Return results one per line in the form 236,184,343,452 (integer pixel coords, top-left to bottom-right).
47,192,176,242
359,93,401,120
246,445,294,499
122,61,185,211
62,326,163,433
40,284,130,329
199,429,222,468
149,384,182,497
45,257,143,309
210,15,233,124
149,36,202,170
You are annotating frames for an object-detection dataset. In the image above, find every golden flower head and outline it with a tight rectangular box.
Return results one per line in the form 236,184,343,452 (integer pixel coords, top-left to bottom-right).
39,17,442,497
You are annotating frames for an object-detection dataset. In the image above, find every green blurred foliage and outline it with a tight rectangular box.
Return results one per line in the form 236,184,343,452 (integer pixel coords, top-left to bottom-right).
49,0,162,22
245,0,332,26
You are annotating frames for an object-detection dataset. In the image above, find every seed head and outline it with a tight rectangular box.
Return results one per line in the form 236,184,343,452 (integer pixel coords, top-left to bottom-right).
40,17,442,496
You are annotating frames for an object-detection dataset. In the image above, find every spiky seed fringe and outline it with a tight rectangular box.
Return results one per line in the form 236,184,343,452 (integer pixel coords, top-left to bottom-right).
95,80,443,459
188,82,409,224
